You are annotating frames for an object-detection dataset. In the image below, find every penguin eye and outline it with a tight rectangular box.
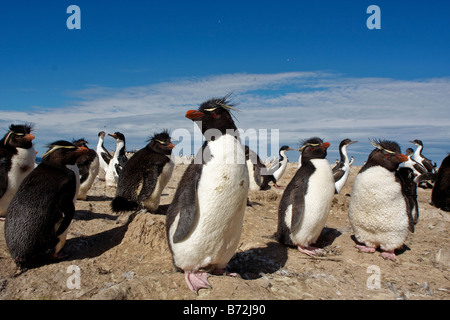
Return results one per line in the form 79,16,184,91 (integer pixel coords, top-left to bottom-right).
311,147,315,151
212,113,217,118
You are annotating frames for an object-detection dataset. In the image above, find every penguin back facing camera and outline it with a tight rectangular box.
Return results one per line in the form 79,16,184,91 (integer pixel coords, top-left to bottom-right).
111,130,175,213
4,140,88,269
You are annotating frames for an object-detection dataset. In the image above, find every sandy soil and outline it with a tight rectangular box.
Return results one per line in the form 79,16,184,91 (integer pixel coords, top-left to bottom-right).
0,162,449,300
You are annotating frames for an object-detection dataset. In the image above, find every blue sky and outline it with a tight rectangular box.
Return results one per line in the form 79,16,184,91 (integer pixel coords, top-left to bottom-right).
0,0,449,165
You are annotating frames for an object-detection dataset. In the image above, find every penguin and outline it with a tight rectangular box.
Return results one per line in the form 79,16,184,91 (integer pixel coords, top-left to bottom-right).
415,153,450,211
4,141,88,269
409,139,437,173
332,138,358,194
275,137,335,256
105,132,127,187
111,130,175,213
73,138,100,200
348,139,412,261
166,95,249,294
0,124,36,219
96,131,112,181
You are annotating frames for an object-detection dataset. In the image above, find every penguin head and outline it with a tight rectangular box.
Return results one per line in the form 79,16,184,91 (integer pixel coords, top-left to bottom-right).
108,132,126,143
2,124,35,149
42,140,89,166
73,138,89,148
148,130,175,155
185,94,238,135
297,137,330,160
367,139,408,171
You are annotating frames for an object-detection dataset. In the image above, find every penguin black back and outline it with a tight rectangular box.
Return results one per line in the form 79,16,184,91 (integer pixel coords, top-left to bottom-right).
111,130,175,213
4,140,88,268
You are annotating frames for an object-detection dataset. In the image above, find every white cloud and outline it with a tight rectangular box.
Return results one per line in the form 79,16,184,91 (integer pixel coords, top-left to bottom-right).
0,72,449,165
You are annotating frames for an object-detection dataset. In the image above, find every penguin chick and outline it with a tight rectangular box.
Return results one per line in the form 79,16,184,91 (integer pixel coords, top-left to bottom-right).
73,138,100,200
105,132,127,187
348,139,410,261
276,137,335,256
0,124,36,218
166,95,249,294
111,130,175,213
4,141,88,269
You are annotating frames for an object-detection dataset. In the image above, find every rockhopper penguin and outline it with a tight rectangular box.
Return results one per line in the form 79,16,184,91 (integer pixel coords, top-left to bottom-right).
275,137,335,256
111,130,175,213
4,140,88,269
166,95,249,294
348,139,412,261
0,124,36,219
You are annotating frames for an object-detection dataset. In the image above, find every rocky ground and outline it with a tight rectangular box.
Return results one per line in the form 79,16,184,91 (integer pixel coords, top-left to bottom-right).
0,163,449,301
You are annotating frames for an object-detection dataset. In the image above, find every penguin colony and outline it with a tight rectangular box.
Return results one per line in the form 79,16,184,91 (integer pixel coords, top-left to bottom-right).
1,95,448,293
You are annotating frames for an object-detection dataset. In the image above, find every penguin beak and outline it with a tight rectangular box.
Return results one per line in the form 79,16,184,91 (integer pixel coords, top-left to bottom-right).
287,147,294,151
185,110,204,120
321,142,330,149
76,146,89,154
396,154,408,163
25,133,35,141
168,143,175,149
349,140,359,145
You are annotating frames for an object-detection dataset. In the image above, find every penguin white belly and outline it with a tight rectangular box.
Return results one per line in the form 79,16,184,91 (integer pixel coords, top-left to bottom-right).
169,135,249,271
0,147,36,216
349,166,409,251
246,159,261,191
334,163,350,193
288,159,335,246
142,159,174,211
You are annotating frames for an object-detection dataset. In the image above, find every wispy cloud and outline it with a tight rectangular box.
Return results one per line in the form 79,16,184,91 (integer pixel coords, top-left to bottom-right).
1,72,449,165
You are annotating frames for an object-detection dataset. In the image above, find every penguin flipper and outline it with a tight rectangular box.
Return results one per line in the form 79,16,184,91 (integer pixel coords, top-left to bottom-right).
290,184,306,233
55,189,76,236
136,164,162,202
168,163,202,243
0,157,8,198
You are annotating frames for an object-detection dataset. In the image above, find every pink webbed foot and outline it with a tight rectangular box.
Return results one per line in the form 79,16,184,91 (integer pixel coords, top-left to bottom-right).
381,251,397,261
0,217,5,221
184,271,211,294
298,245,323,256
356,244,376,253
274,184,284,189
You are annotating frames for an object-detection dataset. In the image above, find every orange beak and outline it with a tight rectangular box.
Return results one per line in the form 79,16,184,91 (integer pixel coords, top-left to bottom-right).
76,146,89,154
396,154,408,162
25,133,35,141
185,110,204,120
321,142,330,149
168,143,175,149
